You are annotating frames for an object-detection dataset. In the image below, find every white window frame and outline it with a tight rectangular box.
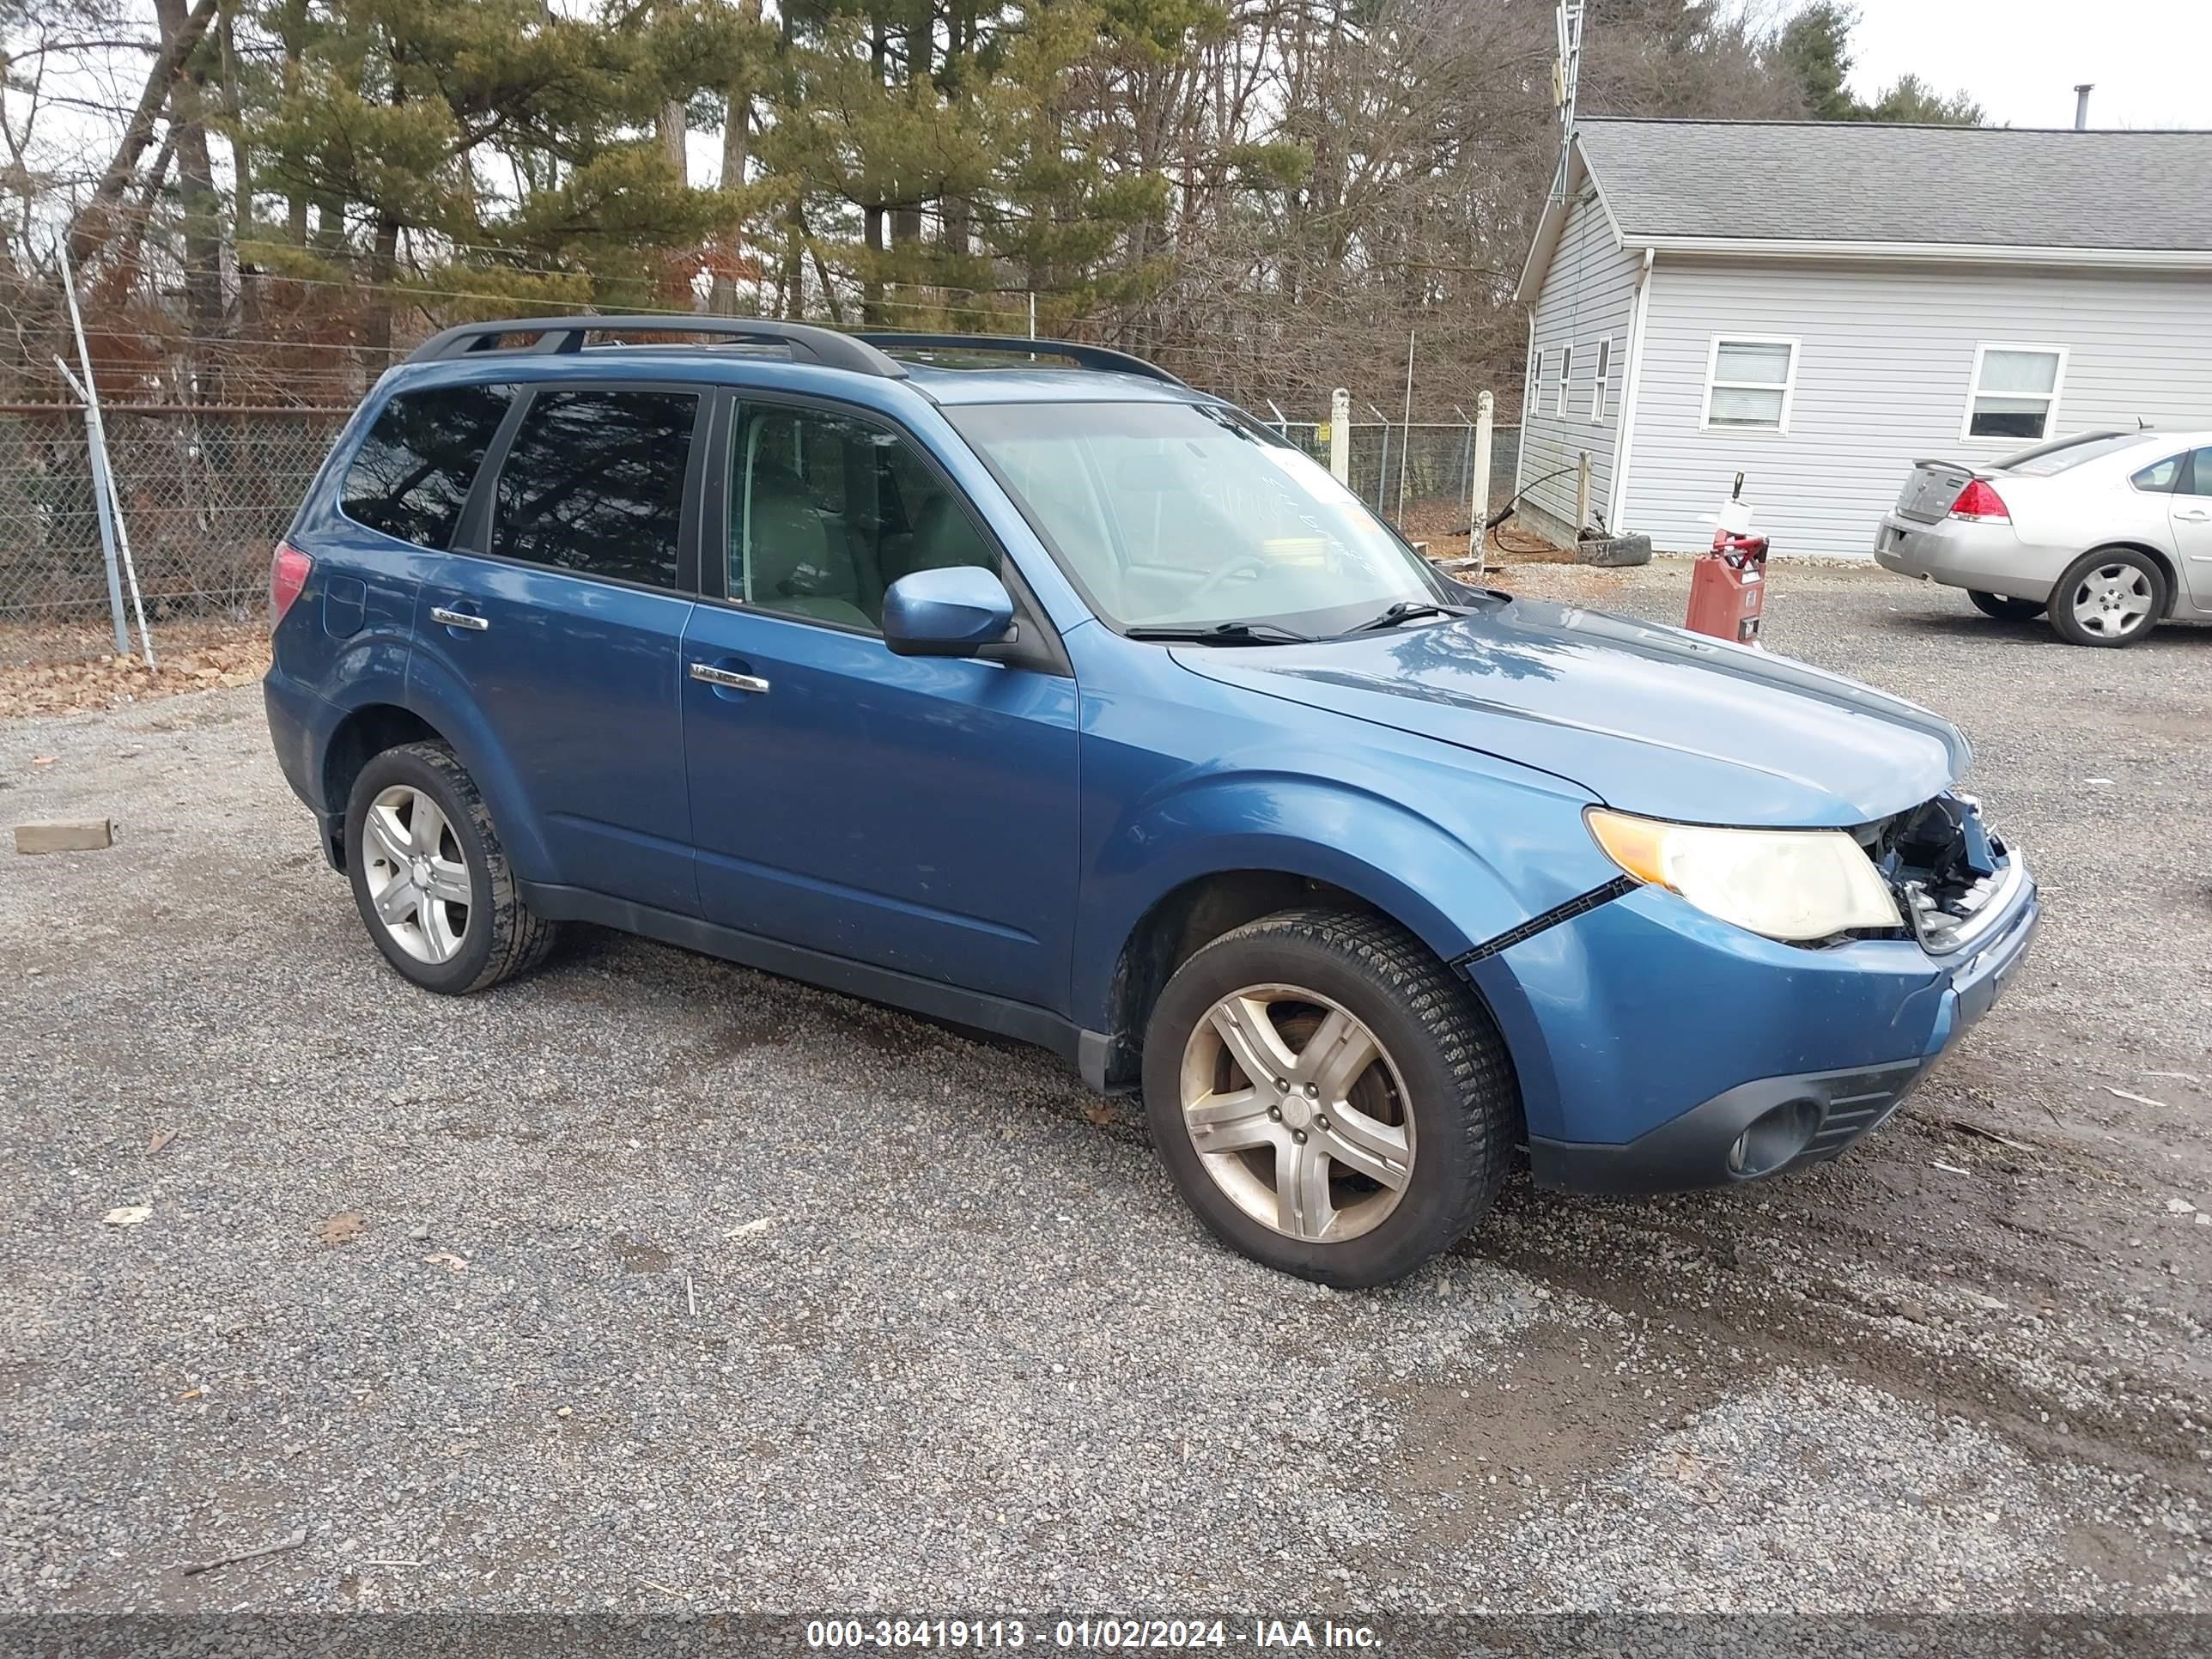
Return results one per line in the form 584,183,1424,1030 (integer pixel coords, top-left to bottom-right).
1555,343,1573,416
1960,342,2069,444
1699,334,1798,434
1589,337,1613,423
1528,348,1544,418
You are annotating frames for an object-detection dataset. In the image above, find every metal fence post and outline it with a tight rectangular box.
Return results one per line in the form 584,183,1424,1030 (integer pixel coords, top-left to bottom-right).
57,253,130,657
1328,388,1350,483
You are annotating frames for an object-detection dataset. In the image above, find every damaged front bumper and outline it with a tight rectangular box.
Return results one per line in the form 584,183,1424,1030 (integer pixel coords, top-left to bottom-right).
1466,822,2040,1198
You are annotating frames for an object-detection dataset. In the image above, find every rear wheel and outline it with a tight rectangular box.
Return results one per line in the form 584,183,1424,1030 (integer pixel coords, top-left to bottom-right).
344,740,556,994
2049,547,2166,647
1141,908,1518,1288
1966,589,2046,622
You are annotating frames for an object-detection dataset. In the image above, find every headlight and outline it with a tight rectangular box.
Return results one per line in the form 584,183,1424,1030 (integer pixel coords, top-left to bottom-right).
1585,807,1902,942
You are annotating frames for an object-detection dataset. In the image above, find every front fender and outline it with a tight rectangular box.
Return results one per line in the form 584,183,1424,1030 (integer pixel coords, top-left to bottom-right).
1071,754,1614,1033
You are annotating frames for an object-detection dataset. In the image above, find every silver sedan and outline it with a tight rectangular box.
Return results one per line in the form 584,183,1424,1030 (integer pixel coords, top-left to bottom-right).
1873,429,2212,647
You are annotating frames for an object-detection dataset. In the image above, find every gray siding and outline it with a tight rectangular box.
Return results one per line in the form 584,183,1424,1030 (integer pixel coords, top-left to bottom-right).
1623,260,2212,558
1520,188,1640,537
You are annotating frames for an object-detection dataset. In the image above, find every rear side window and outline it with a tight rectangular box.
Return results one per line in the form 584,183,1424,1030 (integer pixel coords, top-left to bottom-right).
491,389,699,589
2131,453,2186,492
340,384,513,548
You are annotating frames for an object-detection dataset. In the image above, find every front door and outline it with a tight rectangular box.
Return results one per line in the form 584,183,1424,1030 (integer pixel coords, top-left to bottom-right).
680,395,1079,1011
418,384,705,914
2175,447,2212,608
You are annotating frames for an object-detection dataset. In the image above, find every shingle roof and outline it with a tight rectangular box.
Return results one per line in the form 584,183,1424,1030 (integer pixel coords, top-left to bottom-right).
1576,118,2212,252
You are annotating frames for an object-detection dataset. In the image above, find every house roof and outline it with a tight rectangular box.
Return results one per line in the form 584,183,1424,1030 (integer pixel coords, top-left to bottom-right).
1513,118,2212,303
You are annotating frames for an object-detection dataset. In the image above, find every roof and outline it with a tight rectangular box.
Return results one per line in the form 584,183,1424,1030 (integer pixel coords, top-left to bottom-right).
1514,118,2212,302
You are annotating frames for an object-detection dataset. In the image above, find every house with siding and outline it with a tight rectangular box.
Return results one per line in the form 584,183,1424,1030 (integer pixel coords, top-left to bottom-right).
1510,118,2212,557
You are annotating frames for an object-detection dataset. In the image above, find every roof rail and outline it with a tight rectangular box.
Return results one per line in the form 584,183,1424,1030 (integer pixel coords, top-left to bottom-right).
404,315,908,378
854,332,1186,387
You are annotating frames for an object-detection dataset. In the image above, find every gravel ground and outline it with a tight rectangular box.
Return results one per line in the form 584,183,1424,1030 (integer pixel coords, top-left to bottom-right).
2,560,2207,1617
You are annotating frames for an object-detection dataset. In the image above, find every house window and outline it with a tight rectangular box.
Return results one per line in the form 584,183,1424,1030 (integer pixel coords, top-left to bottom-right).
1702,337,1797,433
1555,344,1572,416
1965,344,2067,441
1528,349,1544,418
1590,339,1613,423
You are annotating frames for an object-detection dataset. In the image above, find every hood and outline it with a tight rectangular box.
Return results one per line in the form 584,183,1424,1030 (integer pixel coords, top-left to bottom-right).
1170,594,1968,827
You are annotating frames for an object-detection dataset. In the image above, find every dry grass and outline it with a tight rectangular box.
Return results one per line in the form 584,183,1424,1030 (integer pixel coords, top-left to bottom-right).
0,619,269,720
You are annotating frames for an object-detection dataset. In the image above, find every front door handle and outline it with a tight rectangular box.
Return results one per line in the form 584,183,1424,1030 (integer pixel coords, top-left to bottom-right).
430,605,489,632
2178,508,2211,523
690,662,770,694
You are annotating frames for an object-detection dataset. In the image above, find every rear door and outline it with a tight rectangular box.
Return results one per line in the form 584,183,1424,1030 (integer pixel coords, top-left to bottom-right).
679,392,1080,1009
2174,449,2212,608
416,382,705,914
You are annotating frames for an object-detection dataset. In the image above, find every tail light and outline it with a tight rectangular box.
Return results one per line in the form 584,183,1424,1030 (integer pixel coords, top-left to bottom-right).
270,540,313,628
1948,479,2010,523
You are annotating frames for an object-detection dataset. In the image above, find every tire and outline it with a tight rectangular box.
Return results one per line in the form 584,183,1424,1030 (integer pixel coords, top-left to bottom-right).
343,740,556,994
1966,589,2046,622
1140,908,1518,1289
2048,547,2166,647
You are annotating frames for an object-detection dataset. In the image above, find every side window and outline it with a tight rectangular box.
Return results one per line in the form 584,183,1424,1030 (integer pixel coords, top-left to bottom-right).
340,383,512,548
2185,450,2212,497
490,388,698,589
2132,453,2187,493
731,404,994,633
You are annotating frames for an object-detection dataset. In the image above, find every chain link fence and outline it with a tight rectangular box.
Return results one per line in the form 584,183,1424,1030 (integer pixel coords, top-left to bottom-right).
0,399,1518,668
0,404,349,665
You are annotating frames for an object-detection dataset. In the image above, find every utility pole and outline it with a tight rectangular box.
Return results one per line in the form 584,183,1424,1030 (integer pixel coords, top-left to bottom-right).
1551,0,1585,206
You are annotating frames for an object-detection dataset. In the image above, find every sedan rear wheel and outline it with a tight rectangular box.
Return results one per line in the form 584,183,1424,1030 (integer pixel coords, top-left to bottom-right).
2050,547,2166,647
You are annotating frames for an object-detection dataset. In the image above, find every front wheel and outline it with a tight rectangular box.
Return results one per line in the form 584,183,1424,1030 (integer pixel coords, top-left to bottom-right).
2048,547,2166,647
1141,908,1519,1288
1967,589,2046,622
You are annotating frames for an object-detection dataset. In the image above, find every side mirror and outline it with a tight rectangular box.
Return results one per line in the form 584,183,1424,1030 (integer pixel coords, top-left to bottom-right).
882,566,1016,658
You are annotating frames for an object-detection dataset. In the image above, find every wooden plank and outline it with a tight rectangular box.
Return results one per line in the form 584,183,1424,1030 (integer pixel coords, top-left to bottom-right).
14,819,113,854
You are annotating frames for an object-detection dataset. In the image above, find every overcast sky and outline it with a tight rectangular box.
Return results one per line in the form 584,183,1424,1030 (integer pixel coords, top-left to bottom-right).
1844,0,2212,130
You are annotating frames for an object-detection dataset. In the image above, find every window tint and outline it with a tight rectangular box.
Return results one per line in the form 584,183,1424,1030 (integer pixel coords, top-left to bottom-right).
340,383,513,548
731,404,994,632
491,389,697,588
2184,450,2212,497
1967,346,2063,441
2130,453,2186,492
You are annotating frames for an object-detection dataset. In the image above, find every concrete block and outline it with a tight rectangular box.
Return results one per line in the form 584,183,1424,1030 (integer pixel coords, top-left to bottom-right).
15,819,113,854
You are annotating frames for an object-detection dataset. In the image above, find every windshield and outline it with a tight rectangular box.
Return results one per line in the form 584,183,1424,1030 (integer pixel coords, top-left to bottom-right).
946,400,1448,635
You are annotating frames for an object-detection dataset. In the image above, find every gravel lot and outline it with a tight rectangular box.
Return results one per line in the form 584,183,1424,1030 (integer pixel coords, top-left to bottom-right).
3,560,2207,1616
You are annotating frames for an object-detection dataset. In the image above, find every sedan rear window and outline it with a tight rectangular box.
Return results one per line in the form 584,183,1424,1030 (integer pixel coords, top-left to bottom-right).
1999,433,2150,477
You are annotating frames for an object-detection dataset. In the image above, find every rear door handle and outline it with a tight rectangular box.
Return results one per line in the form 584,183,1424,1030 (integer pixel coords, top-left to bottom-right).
2178,509,2211,523
430,605,489,632
690,662,770,694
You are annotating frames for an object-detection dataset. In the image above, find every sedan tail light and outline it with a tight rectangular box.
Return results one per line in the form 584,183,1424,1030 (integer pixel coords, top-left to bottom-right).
1948,479,2010,523
270,540,313,628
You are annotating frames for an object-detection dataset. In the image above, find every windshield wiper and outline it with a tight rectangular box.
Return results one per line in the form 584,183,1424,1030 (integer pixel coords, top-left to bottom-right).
1345,600,1473,634
1121,620,1314,645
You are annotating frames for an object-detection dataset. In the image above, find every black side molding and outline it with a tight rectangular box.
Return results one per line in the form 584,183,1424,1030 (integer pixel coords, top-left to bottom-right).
1452,876,1638,969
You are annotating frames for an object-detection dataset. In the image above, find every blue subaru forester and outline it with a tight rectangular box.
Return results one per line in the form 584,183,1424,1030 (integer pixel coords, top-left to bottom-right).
264,318,2039,1286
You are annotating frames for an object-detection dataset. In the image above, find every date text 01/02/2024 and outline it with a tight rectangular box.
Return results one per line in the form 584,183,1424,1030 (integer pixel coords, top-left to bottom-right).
803,1618,1385,1649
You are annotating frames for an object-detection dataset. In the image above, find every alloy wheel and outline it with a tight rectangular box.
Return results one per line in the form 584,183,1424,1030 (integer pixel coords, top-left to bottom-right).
2069,562,2153,639
1177,984,1414,1243
360,784,472,964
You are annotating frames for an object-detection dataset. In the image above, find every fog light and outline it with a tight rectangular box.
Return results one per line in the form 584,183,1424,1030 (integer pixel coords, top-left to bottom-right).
1726,1099,1821,1178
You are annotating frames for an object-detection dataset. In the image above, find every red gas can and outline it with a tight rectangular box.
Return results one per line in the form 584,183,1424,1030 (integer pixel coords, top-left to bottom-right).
1686,529,1769,645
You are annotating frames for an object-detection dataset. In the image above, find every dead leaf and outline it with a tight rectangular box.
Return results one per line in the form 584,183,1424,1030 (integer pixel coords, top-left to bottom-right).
1081,1100,1116,1127
317,1211,364,1246
148,1127,179,1155
178,1387,204,1401
422,1250,468,1273
103,1205,152,1226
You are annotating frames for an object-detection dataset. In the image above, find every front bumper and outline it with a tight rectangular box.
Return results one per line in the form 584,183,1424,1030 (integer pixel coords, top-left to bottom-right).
1873,514,2053,602
1468,857,2040,1197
